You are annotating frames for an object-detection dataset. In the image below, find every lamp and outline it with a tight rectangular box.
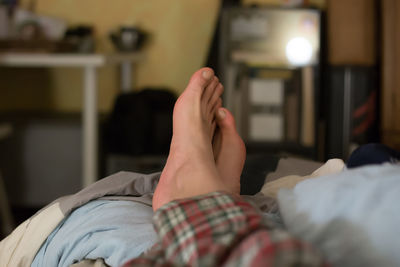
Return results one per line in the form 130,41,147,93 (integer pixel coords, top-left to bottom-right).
285,37,313,66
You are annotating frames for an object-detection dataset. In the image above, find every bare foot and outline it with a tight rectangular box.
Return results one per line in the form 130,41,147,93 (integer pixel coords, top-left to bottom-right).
152,68,225,211
213,108,246,195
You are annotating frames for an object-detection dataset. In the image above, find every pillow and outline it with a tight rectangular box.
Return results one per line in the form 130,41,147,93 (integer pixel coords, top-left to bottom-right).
278,164,400,267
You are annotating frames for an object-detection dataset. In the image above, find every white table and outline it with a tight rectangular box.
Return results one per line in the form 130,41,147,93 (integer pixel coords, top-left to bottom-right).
0,52,144,187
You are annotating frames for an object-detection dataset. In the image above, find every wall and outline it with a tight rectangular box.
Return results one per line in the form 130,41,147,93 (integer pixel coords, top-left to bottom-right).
0,0,220,112
381,0,400,150
241,0,325,8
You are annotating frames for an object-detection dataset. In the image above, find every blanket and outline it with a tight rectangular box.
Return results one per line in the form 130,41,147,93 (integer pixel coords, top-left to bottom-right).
0,171,277,267
0,171,160,267
31,199,157,267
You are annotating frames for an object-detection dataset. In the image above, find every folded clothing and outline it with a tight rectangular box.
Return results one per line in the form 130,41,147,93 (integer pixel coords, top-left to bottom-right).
32,199,157,267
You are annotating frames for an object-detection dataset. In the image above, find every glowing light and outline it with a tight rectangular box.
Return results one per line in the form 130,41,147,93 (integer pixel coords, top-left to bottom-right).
285,37,313,66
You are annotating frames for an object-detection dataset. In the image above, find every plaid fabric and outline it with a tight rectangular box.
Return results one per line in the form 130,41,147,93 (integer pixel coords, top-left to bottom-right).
122,192,327,267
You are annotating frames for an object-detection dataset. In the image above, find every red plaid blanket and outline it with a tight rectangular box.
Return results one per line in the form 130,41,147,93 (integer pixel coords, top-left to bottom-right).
123,192,327,267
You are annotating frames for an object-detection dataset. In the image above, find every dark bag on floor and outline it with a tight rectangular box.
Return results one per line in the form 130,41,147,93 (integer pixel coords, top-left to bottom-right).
104,88,176,156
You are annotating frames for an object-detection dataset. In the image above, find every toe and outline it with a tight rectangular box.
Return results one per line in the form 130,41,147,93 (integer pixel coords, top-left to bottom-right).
209,97,222,121
202,76,219,104
207,83,224,109
216,107,236,132
187,67,214,93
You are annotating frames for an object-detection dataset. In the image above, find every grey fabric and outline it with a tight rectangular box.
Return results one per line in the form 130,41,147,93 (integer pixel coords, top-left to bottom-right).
243,193,278,214
265,157,323,183
27,171,160,223
243,192,283,229
58,171,160,215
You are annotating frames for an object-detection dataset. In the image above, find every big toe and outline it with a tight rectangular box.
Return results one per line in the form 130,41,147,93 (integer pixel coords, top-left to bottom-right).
187,67,214,93
216,108,236,132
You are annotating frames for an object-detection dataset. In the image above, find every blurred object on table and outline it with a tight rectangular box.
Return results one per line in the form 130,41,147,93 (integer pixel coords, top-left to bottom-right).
0,20,96,53
0,5,76,53
13,8,67,40
17,20,44,40
0,39,78,53
109,26,148,52
63,25,95,53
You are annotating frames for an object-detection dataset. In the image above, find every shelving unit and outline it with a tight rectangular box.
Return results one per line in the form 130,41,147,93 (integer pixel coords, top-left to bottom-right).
219,7,322,159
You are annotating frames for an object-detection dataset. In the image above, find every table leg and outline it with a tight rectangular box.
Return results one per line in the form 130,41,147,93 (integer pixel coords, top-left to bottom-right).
0,171,14,235
121,61,132,93
343,67,352,159
83,66,98,187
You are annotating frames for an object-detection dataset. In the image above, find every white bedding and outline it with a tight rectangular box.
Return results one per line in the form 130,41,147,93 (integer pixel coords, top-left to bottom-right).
4,162,400,266
278,164,400,267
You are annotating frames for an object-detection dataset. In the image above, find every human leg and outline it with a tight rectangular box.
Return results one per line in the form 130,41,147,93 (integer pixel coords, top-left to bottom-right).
152,68,230,211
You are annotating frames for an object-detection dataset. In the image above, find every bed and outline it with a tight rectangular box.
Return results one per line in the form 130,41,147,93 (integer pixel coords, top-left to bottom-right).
1,157,399,267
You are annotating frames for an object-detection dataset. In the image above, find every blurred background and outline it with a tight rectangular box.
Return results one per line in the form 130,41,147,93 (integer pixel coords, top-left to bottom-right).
0,0,399,235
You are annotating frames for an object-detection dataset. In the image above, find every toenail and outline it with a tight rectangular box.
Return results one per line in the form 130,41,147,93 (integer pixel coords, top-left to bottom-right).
202,70,212,80
217,109,226,120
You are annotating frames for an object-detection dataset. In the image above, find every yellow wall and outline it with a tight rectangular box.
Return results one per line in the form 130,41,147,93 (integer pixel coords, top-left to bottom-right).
0,0,221,112
241,0,325,8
